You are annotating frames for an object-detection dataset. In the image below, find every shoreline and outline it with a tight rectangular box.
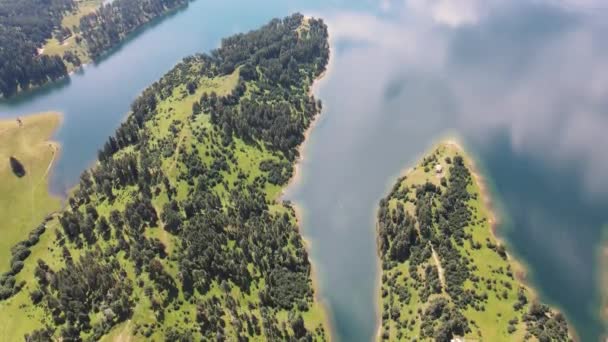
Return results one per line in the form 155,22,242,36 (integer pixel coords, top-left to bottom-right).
444,137,580,342
600,236,608,338
69,63,88,76
372,137,461,340
279,22,335,340
281,15,333,199
0,111,64,271
373,221,383,342
284,90,334,339
373,139,453,341
379,136,579,341
444,137,537,289
0,111,63,139
12,112,64,209
0,112,65,199
280,61,331,199
2,0,184,101
290,203,336,340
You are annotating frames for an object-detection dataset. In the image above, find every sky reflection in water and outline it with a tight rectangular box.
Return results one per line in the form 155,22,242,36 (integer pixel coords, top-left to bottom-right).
0,0,606,340
289,0,608,340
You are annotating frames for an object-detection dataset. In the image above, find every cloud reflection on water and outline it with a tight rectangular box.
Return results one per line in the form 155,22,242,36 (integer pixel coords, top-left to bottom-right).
324,0,608,195
298,0,608,339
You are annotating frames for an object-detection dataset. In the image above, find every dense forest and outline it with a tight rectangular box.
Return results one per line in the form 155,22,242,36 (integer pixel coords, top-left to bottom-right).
0,0,73,97
1,13,330,340
0,0,187,98
79,0,188,58
377,144,572,341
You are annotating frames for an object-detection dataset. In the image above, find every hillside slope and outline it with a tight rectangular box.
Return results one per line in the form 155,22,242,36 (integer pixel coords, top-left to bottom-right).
0,14,330,341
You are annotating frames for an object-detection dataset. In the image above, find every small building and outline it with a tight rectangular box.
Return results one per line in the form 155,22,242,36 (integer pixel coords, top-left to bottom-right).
435,164,443,174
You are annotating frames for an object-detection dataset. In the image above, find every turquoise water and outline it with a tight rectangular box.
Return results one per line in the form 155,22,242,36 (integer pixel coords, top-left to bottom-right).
1,0,607,340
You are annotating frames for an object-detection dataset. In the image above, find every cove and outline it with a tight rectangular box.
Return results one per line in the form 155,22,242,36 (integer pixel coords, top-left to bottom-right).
1,0,608,341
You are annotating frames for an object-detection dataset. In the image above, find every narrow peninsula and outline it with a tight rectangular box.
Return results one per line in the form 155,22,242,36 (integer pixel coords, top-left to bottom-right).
377,142,572,341
0,14,330,341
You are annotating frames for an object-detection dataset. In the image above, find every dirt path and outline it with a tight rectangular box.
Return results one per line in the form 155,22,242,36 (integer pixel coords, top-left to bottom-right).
114,320,132,342
153,204,171,251
30,143,59,216
168,131,187,173
42,143,59,179
430,243,447,292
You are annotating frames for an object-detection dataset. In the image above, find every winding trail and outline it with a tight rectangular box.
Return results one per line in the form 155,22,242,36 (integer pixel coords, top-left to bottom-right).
42,143,59,179
430,243,447,292
114,320,132,342
153,204,171,250
168,131,187,173
28,138,60,229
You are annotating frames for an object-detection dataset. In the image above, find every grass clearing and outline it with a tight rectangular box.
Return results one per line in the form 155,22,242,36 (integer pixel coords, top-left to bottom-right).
0,113,62,272
62,0,103,30
0,112,65,341
42,0,103,70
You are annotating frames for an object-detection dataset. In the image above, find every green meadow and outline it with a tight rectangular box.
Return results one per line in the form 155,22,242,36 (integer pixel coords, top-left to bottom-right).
0,113,62,272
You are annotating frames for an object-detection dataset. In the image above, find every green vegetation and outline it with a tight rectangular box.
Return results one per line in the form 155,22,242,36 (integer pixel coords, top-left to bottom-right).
0,14,330,341
0,113,63,340
0,0,74,97
601,232,608,332
0,113,62,273
41,0,103,70
78,0,188,59
0,0,187,98
377,142,572,341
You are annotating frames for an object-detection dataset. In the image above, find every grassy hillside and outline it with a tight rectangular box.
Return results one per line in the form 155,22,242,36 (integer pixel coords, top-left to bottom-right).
377,142,572,341
0,14,329,341
0,113,62,272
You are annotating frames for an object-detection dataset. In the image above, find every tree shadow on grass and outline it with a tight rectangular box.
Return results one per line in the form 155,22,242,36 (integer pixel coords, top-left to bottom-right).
9,156,26,177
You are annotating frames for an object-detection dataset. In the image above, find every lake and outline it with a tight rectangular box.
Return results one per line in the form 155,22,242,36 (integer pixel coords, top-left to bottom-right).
1,0,607,340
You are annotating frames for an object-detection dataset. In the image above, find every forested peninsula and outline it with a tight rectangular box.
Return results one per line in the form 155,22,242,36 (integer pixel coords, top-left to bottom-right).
0,13,330,341
377,142,572,341
0,0,188,98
